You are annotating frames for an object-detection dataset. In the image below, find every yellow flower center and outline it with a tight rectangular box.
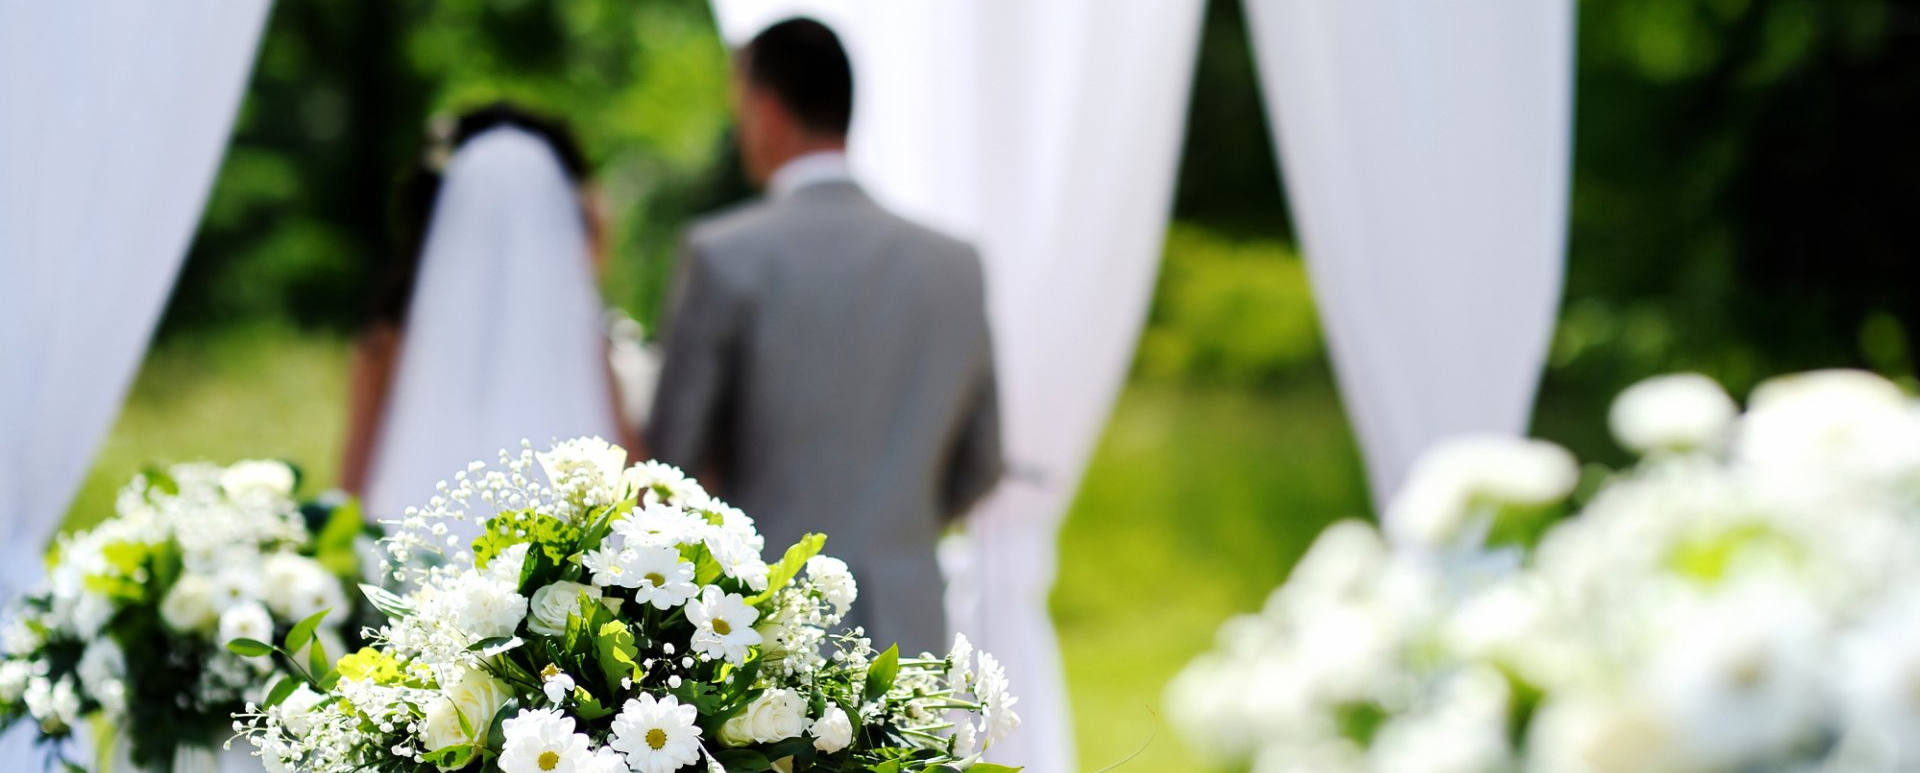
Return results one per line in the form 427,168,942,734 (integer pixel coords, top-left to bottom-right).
644,572,666,588
539,750,561,771
647,728,668,750
713,619,732,636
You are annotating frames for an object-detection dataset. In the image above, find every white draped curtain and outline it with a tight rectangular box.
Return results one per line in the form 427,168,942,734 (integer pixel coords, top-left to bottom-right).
0,3,270,764
1244,0,1576,507
712,3,1207,771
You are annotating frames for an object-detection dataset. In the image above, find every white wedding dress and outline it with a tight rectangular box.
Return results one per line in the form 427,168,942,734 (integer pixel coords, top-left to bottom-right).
363,126,622,544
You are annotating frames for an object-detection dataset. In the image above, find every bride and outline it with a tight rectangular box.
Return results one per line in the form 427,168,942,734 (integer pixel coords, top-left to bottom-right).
341,105,629,538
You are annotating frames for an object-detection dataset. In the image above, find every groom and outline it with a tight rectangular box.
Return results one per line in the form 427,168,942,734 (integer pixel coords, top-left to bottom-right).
648,17,1003,656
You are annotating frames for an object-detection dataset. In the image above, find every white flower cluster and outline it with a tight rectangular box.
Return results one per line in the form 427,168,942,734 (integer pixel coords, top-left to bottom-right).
0,460,349,761
240,438,1017,773
1171,370,1920,773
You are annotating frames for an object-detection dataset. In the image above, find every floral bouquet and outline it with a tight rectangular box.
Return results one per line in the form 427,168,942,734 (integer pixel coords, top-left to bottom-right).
0,460,362,772
1170,370,1920,773
235,438,1019,773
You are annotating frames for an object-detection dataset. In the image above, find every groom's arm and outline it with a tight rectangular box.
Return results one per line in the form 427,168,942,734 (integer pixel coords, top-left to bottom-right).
647,239,740,482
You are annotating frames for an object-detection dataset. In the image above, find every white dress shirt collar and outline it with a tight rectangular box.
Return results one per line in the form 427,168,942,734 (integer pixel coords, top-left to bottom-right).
768,150,855,199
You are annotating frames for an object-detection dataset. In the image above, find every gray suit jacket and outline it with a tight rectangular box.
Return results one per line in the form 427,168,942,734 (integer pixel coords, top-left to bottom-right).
648,181,1003,656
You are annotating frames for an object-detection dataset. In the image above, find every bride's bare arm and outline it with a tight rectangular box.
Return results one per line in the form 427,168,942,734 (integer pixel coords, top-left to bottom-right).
340,323,400,496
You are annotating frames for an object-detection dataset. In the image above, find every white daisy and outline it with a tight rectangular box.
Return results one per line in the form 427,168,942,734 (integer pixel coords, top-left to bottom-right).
610,693,703,773
583,546,634,588
499,708,593,773
624,545,698,610
622,461,711,509
687,586,763,664
703,528,770,591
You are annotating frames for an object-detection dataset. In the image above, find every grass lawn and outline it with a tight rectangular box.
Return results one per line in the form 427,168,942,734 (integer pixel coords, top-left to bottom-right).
67,330,1371,773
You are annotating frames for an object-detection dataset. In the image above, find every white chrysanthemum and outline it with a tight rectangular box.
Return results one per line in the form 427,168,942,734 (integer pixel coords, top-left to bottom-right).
621,461,710,509
0,660,31,702
1835,590,1920,764
974,653,1020,747
449,572,528,641
218,602,274,647
528,581,603,637
622,545,699,610
614,504,704,548
947,633,975,686
610,693,703,773
1737,369,1920,485
1609,373,1738,454
499,708,593,773
687,586,763,665
160,573,218,632
809,705,853,753
1639,582,1825,771
805,556,858,615
1385,435,1578,549
1369,666,1511,773
703,527,770,591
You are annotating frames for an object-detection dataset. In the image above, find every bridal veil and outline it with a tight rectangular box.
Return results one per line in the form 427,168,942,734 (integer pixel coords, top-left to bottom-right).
364,126,620,542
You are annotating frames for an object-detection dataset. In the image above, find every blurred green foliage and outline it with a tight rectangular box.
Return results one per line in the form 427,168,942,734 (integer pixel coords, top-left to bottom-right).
165,0,733,335
1135,225,1320,386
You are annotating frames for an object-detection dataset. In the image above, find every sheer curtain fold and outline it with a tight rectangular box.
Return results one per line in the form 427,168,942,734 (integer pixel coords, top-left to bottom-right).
710,3,1207,771
1244,0,1576,508
0,4,270,763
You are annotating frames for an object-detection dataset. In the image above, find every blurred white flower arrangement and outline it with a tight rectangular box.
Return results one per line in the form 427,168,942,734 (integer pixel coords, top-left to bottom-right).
1170,369,1920,773
0,460,361,771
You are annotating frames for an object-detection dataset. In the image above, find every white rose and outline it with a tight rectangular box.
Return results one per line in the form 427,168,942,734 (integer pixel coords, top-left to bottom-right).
805,557,858,615
528,581,603,637
720,688,809,746
221,460,297,499
278,684,325,736
161,574,218,632
217,602,273,647
1609,373,1737,454
421,667,512,756
809,705,853,753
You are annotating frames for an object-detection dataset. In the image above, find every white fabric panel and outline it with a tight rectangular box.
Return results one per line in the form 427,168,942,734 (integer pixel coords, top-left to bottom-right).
711,4,1206,771
364,127,622,537
0,2,272,765
1244,0,1575,506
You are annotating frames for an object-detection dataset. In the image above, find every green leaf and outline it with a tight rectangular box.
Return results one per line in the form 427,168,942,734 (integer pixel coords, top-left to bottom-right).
714,749,772,772
747,533,827,605
468,636,524,657
594,620,642,693
864,644,900,702
313,499,365,577
421,744,476,769
572,687,616,721
284,608,331,653
226,638,274,658
307,631,330,677
966,765,1024,773
262,676,299,708
359,583,414,618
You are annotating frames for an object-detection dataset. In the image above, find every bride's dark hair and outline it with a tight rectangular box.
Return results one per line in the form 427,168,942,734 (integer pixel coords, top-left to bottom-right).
370,102,592,327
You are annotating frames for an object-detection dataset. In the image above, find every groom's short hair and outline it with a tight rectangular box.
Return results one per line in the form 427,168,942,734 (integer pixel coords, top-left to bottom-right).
742,18,854,137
